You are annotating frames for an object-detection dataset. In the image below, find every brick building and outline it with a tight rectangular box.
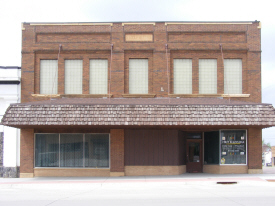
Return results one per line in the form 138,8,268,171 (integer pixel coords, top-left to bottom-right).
1,21,275,177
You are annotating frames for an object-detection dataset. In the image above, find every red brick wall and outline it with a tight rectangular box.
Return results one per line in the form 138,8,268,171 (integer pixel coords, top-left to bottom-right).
21,22,261,103
248,128,262,169
20,129,34,173
110,129,124,172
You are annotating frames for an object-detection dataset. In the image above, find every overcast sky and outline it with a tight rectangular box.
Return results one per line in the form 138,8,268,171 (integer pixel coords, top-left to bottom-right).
1,0,275,144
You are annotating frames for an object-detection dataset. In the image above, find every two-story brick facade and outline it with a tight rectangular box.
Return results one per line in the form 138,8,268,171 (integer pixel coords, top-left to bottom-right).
1,21,275,177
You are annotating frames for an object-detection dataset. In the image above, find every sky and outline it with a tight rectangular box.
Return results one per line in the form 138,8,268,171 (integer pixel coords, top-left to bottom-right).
1,0,275,144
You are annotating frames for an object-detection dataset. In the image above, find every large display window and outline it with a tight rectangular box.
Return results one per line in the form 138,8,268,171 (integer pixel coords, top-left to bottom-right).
220,130,246,165
35,133,109,168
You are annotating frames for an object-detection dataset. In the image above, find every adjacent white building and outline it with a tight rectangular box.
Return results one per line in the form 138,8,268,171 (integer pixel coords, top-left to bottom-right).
262,145,272,166
0,66,21,177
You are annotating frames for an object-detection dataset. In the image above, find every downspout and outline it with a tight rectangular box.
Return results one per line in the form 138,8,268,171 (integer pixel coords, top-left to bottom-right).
220,44,230,103
51,44,62,101
109,44,113,102
166,44,170,103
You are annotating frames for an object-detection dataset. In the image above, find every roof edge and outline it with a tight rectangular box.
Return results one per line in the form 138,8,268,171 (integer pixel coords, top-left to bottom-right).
22,20,259,25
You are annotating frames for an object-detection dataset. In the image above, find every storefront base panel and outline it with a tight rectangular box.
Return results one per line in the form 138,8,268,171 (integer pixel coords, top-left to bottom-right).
125,165,186,176
110,172,125,177
248,169,263,174
203,165,248,174
20,173,34,178
34,168,110,177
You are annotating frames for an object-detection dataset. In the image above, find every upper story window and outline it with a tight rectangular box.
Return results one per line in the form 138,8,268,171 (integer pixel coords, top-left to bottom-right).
129,59,148,94
89,59,108,94
199,59,217,94
40,60,58,94
173,59,192,94
65,60,83,94
224,59,242,94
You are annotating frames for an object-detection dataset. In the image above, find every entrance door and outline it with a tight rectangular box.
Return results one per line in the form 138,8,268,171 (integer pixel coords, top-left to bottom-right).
186,139,202,173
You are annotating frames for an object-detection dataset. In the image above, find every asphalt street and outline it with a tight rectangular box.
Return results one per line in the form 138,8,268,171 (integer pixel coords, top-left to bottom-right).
1,172,275,206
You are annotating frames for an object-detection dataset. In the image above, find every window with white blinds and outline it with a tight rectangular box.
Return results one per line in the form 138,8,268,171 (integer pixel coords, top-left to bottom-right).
199,59,217,94
65,60,83,94
224,59,242,94
89,59,108,94
40,60,58,94
129,59,148,94
174,59,192,94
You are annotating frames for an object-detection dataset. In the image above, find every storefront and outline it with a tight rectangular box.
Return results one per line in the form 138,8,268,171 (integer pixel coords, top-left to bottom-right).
1,98,274,177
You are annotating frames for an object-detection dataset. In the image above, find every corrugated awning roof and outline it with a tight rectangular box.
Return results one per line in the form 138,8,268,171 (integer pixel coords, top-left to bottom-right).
1,98,275,128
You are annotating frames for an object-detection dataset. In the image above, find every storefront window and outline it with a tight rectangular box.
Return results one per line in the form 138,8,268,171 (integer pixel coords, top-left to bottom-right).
60,134,84,167
220,130,246,165
35,133,109,168
35,134,59,167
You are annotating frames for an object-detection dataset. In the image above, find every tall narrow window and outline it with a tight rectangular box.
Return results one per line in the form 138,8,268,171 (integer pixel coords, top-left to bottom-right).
174,59,192,94
90,59,108,94
40,60,58,94
65,60,83,94
199,59,217,94
129,59,148,94
224,59,242,94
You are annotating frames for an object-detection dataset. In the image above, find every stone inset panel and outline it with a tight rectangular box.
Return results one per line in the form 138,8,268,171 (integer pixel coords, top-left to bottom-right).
125,34,153,42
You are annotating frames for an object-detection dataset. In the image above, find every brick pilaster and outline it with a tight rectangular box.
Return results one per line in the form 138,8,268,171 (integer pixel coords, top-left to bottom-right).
20,129,34,177
248,128,262,169
110,129,124,175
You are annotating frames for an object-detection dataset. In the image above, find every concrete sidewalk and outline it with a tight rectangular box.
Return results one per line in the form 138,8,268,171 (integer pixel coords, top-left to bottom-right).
1,173,275,206
1,173,275,184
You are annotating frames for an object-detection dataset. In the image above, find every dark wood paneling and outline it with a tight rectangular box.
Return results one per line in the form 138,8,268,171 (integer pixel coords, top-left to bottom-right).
124,130,131,165
153,134,159,165
125,130,182,166
158,131,164,165
147,136,155,165
143,132,149,165
163,133,170,165
178,131,186,165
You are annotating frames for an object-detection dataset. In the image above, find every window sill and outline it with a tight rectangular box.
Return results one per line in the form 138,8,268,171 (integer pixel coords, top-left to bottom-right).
60,94,112,98
32,94,61,98
32,94,113,98
169,94,250,98
169,94,221,98
122,94,156,98
221,94,250,98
